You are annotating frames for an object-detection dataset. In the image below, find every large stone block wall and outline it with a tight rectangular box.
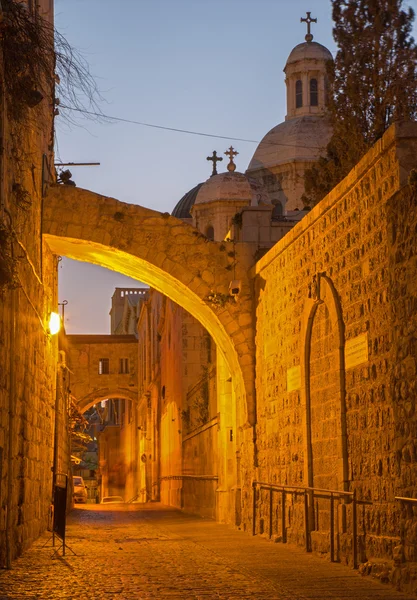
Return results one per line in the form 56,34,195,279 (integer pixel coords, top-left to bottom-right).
0,241,59,565
249,122,417,569
0,1,60,564
386,184,417,589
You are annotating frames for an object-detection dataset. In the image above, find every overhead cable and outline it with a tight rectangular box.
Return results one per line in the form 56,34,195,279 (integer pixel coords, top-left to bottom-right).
59,104,328,151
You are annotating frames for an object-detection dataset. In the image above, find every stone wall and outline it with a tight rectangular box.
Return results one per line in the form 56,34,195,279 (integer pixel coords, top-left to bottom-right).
250,122,417,573
66,335,138,410
0,0,59,565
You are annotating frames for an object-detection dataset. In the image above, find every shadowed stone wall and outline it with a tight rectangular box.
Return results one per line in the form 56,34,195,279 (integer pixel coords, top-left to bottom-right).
250,122,417,576
0,0,60,565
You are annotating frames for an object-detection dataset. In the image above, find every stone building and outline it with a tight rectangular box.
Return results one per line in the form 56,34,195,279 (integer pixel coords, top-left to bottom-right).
3,4,417,594
246,33,333,213
0,0,64,567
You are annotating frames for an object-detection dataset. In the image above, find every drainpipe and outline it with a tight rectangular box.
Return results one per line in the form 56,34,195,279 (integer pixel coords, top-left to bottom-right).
2,1,12,557
0,1,5,220
5,284,16,569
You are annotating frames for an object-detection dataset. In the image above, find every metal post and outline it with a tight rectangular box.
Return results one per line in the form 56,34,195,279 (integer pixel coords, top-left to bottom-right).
269,488,273,538
304,491,310,552
281,490,287,543
252,483,256,536
330,493,335,562
352,490,358,569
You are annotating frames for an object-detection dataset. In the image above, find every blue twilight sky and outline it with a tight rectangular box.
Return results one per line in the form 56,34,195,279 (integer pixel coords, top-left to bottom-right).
56,0,417,334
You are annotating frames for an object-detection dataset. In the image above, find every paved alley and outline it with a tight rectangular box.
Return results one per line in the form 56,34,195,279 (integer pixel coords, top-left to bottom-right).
0,504,411,600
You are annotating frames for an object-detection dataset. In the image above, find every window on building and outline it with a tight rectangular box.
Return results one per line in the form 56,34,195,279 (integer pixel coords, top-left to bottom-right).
324,76,329,106
295,80,303,108
272,203,283,220
310,78,318,106
120,399,125,427
206,225,214,241
98,358,109,375
119,358,129,374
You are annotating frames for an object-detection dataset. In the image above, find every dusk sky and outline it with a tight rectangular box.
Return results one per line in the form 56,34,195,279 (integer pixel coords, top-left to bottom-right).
55,0,417,333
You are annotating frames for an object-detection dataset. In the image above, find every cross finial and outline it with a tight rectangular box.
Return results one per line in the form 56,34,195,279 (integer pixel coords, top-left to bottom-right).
301,11,317,42
224,146,239,172
207,151,223,176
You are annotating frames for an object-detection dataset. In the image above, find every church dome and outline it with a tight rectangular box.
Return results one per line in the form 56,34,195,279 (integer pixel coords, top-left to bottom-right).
285,41,333,68
194,171,255,206
247,115,332,172
172,182,203,218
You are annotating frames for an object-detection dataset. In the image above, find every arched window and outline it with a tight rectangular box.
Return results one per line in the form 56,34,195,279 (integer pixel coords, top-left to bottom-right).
206,225,214,241
272,203,283,220
310,78,318,106
295,80,303,108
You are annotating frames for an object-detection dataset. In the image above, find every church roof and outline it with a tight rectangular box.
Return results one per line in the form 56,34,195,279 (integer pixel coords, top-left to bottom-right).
194,171,255,206
247,115,332,173
172,182,203,218
285,41,333,69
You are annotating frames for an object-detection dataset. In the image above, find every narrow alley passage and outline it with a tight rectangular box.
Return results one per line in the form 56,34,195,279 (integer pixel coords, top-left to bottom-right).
0,505,410,600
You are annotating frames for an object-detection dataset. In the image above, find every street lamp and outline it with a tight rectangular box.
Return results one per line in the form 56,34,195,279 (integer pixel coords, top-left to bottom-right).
48,312,61,335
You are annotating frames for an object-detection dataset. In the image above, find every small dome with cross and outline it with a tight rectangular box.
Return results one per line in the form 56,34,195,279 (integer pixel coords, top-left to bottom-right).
194,171,258,206
285,41,333,68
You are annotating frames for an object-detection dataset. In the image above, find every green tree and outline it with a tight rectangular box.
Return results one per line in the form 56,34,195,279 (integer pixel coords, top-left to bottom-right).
303,0,417,207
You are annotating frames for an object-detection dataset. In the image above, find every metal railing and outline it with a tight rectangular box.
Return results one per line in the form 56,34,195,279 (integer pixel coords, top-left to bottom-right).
159,475,218,481
395,496,417,505
252,481,372,568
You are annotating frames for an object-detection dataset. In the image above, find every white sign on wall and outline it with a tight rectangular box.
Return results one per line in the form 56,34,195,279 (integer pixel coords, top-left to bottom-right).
345,332,369,369
287,365,301,392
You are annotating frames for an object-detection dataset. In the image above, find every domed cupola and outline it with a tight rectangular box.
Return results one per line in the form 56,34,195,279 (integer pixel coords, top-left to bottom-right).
284,13,333,120
171,182,204,220
246,13,333,212
191,147,261,241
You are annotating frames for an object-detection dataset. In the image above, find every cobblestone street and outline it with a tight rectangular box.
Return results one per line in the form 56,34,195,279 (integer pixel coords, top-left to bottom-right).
0,504,412,600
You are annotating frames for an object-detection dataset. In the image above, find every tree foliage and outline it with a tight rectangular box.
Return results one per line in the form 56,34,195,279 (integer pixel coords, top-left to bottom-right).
1,0,103,123
303,0,417,207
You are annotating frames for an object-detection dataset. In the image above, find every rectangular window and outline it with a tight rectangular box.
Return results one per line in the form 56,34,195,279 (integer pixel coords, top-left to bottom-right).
310,78,318,107
98,358,109,375
119,358,129,374
296,80,303,108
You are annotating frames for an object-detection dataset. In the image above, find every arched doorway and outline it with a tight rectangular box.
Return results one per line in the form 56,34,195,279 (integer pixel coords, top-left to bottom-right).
301,274,348,552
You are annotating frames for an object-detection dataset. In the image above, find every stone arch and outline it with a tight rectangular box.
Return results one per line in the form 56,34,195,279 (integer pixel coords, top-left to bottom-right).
43,185,255,427
301,273,348,493
78,387,138,414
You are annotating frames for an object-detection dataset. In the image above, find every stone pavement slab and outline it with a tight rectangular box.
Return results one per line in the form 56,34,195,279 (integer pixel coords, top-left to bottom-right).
0,504,412,600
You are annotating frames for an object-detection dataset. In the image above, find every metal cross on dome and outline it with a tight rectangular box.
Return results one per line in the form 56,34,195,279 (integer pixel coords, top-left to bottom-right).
225,146,239,172
207,151,223,177
301,11,317,42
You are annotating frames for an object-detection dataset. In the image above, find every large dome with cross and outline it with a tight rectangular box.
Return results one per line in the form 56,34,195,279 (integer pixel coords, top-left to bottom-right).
246,12,333,212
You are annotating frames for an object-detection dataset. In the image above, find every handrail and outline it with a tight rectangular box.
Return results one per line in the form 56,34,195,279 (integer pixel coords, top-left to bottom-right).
126,494,139,504
159,474,218,481
395,496,417,505
255,481,355,497
252,481,372,568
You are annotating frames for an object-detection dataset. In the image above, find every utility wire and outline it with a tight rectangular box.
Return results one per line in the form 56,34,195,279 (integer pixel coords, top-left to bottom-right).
59,104,328,151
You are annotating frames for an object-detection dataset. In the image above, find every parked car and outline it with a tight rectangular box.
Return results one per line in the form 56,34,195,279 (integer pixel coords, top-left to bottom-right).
100,496,125,504
73,476,88,504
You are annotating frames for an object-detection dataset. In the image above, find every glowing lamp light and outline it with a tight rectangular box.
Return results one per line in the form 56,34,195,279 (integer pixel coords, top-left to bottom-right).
48,312,61,335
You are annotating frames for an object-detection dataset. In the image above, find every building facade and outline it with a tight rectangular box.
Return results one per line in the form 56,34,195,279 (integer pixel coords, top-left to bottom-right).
3,6,417,594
